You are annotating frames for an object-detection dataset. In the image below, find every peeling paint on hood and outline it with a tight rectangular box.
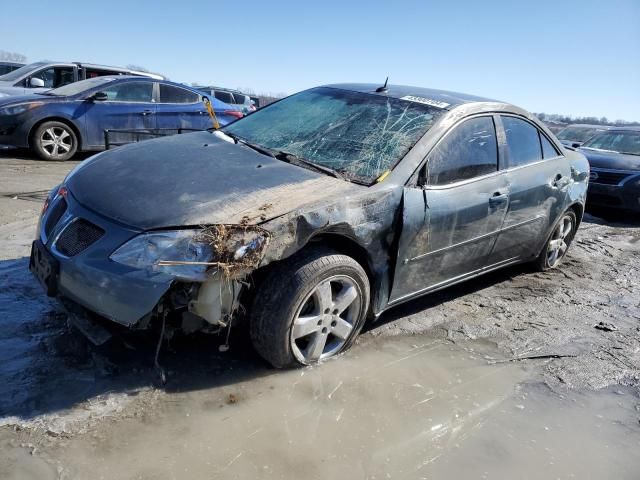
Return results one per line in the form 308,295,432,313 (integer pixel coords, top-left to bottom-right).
66,132,360,230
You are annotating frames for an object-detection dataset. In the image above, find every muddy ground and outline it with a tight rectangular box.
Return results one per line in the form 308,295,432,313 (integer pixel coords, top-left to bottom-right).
0,150,639,479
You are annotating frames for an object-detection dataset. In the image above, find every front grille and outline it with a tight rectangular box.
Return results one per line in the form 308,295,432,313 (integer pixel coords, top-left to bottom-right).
55,219,104,256
590,170,631,185
44,197,67,238
587,192,622,206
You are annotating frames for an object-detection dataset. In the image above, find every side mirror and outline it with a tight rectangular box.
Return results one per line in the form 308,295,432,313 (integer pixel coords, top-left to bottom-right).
29,77,45,88
89,91,108,102
571,142,581,148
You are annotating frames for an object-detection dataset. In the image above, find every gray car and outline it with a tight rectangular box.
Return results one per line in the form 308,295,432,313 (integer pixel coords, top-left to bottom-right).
29,83,589,368
0,61,164,97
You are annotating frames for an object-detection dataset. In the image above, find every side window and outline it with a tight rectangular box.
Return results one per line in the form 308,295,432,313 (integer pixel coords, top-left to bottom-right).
214,90,235,104
159,84,200,104
233,93,248,105
101,82,154,102
540,133,559,159
427,116,498,185
31,67,74,88
502,116,543,167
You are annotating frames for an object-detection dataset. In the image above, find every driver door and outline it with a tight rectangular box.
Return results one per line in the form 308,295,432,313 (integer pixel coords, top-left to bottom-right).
82,80,157,148
390,115,509,303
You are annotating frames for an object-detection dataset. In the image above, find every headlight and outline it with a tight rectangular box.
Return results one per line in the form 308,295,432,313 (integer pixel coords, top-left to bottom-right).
0,102,42,116
110,226,269,281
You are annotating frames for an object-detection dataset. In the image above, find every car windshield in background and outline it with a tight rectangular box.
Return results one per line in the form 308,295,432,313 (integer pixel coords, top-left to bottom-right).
557,126,601,142
222,87,443,184
44,76,116,96
0,62,48,82
582,130,640,155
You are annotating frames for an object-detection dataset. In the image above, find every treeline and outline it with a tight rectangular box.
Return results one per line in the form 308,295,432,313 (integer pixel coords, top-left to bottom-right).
535,112,639,127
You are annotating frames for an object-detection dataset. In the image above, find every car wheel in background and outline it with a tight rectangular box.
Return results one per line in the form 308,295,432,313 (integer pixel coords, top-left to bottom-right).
536,210,577,271
250,247,370,368
33,121,78,161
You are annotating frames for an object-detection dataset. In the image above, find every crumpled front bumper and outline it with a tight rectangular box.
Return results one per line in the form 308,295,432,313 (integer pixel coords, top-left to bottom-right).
31,189,175,327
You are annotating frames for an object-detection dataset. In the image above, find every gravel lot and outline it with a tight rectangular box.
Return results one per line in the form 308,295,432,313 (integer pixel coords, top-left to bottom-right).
0,149,638,479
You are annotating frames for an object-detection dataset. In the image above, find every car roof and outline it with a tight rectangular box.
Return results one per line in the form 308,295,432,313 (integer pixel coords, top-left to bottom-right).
323,83,500,110
563,124,611,129
0,61,24,67
194,86,248,95
605,126,640,132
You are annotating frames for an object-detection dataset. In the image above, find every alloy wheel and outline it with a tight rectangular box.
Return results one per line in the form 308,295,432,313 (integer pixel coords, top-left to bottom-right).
290,275,362,364
40,126,73,159
546,214,574,267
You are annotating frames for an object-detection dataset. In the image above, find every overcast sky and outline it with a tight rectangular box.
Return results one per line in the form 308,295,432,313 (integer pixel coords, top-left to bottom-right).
2,0,639,121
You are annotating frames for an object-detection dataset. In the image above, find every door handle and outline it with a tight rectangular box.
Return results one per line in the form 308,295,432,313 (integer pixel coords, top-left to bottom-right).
141,110,154,116
552,174,569,188
489,192,508,207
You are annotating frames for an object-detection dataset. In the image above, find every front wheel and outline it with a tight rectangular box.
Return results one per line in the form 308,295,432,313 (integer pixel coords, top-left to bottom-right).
33,121,78,161
536,210,577,271
250,247,370,368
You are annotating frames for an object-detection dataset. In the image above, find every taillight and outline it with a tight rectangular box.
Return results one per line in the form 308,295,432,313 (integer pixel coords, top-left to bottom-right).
226,110,243,119
41,197,50,215
57,186,68,197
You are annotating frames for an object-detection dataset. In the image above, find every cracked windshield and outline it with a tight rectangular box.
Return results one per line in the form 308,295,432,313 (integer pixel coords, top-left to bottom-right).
224,87,442,183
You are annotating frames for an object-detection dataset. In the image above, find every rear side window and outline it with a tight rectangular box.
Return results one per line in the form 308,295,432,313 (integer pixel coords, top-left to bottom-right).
102,82,154,102
540,134,559,159
427,116,498,185
502,116,543,167
159,84,200,103
214,91,235,104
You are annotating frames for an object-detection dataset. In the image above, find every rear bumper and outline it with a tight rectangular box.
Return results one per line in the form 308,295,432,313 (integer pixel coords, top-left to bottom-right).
31,189,174,327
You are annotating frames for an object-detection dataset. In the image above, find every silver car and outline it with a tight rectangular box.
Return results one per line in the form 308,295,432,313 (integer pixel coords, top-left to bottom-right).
30,83,589,368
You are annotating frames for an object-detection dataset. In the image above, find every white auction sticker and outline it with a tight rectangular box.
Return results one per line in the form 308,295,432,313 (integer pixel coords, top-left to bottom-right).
400,95,450,109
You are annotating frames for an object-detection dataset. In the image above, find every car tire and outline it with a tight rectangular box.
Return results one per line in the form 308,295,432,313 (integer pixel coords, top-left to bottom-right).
33,121,78,161
535,210,577,271
250,247,370,368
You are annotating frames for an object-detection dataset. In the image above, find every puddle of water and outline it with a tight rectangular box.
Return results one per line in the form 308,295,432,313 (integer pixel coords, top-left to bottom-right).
11,336,640,479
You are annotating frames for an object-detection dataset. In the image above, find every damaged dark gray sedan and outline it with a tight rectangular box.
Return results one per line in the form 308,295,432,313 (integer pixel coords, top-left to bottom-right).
30,84,589,367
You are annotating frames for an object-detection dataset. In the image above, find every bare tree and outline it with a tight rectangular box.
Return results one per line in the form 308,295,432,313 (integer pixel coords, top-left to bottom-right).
0,50,27,63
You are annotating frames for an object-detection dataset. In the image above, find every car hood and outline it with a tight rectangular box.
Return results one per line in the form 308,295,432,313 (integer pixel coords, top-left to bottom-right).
0,93,51,106
578,147,640,171
66,131,358,230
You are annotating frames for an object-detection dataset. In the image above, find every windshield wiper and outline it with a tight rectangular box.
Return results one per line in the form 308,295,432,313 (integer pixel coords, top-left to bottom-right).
619,151,640,156
273,150,347,180
226,133,276,158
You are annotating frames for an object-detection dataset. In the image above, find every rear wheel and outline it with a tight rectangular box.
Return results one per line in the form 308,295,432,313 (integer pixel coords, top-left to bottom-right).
33,121,78,161
250,247,370,368
536,210,577,271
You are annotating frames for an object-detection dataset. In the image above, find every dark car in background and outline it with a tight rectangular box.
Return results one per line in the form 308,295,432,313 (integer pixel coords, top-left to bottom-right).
195,86,256,113
29,83,589,368
0,61,165,98
0,76,241,160
0,61,25,76
556,124,610,148
579,127,640,213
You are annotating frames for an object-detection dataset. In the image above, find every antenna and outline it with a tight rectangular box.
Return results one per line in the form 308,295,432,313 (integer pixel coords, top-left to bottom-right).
375,77,389,93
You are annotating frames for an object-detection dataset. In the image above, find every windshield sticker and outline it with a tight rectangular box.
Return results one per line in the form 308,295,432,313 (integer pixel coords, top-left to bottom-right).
400,95,450,109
